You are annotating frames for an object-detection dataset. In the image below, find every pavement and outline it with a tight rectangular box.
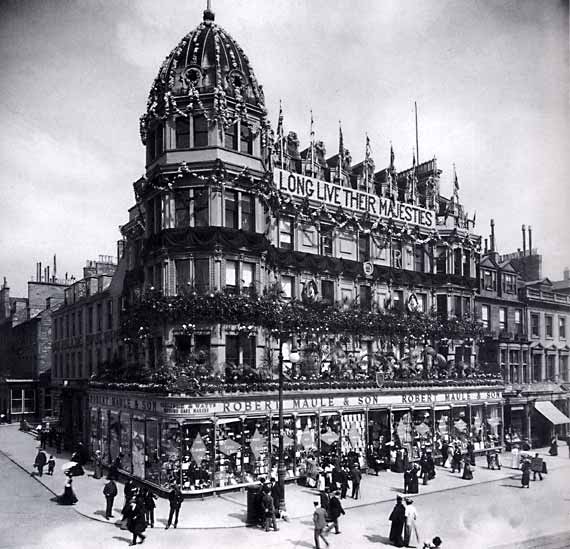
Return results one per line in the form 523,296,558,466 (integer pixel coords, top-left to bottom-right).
2,422,570,532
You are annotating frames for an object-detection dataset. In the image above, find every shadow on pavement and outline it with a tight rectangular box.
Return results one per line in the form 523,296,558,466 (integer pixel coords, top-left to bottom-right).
228,512,247,523
112,535,132,545
364,533,391,544
286,540,313,548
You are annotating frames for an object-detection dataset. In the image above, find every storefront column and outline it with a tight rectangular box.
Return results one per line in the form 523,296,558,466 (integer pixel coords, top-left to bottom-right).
292,413,298,476
239,416,246,478
482,403,488,443
524,404,532,444
337,410,343,462
364,408,369,450
500,403,505,448
468,403,473,438
212,418,217,484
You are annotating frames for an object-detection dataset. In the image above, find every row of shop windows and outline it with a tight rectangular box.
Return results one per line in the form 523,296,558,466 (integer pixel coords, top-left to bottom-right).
89,404,502,492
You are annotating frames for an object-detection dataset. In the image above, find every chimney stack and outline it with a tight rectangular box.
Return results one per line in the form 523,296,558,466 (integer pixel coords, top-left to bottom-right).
564,267,570,281
53,254,57,280
38,262,42,282
484,238,488,254
528,225,533,255
490,219,495,252
522,224,526,256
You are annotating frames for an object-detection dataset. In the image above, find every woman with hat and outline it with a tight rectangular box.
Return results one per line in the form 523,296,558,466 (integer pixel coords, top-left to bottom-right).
388,495,406,547
403,497,420,547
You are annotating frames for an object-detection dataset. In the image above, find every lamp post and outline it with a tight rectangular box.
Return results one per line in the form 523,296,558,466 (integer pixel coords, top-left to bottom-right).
277,322,286,510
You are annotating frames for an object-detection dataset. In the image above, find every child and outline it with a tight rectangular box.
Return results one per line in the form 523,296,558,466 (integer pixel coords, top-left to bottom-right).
424,536,443,548
47,455,56,475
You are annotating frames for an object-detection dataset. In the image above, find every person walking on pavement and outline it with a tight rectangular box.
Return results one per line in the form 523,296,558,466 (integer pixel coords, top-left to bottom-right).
47,455,56,475
123,479,136,514
56,473,78,505
269,477,282,518
403,497,420,548
521,460,531,488
262,486,279,532
451,446,462,473
403,464,412,494
388,495,406,547
408,464,419,494
142,487,157,528
549,436,558,456
125,495,146,546
93,450,103,479
320,488,330,514
350,465,361,499
165,485,183,529
325,490,345,535
531,453,543,481
103,478,118,519
313,501,329,549
340,466,349,499
34,448,47,476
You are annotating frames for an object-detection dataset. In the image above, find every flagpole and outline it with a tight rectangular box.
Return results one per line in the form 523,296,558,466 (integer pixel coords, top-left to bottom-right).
310,110,315,176
414,101,419,165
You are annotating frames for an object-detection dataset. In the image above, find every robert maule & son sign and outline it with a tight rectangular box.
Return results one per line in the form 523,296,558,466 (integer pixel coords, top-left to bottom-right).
89,389,502,417
274,167,436,229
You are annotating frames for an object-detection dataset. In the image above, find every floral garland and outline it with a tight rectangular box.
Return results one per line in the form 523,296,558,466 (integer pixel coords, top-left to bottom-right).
121,289,485,343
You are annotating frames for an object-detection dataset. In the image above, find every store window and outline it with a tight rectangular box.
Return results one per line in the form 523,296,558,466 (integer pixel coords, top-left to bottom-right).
271,416,296,479
545,315,553,338
451,407,469,441
11,389,34,415
392,410,412,453
175,117,190,149
193,115,208,147
145,419,161,484
531,313,540,337
100,411,109,464
367,410,391,461
485,404,502,446
160,421,181,489
109,412,121,464
193,188,209,227
560,317,567,339
90,408,100,456
120,413,132,474
411,409,434,459
180,422,214,491
319,413,341,463
295,415,318,474
216,419,244,487
243,418,270,483
279,217,293,250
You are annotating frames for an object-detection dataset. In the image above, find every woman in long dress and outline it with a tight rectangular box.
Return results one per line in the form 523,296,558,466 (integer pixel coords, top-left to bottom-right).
511,445,520,469
444,445,453,468
521,460,530,488
403,497,420,547
388,496,406,547
462,461,473,480
57,474,78,505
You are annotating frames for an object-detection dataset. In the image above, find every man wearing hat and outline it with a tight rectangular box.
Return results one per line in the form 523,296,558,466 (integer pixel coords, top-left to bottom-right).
404,497,420,547
325,490,345,535
313,501,329,548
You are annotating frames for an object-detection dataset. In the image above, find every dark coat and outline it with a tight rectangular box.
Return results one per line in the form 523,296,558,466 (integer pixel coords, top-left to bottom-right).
144,490,157,509
320,491,330,511
462,463,473,480
103,480,118,498
35,451,47,467
262,492,275,517
168,488,184,509
126,502,146,535
327,496,345,520
408,468,419,494
521,462,531,486
389,502,406,547
351,468,362,484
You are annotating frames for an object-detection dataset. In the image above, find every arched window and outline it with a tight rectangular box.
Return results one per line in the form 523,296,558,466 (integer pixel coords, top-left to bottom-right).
175,117,190,149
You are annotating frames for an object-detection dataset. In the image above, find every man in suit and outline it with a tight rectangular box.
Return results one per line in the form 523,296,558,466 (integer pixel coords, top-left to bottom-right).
350,465,362,499
103,478,118,519
325,491,345,534
313,501,329,549
34,448,47,476
165,485,184,529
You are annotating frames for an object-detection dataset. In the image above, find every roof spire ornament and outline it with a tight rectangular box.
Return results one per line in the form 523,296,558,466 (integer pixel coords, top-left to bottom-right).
389,142,395,171
337,120,344,182
204,0,215,22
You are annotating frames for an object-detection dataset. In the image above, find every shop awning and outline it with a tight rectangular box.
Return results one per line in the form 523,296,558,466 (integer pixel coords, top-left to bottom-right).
534,401,570,425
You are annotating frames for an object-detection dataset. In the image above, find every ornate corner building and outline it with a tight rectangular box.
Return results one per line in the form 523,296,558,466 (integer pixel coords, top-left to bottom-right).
80,7,510,495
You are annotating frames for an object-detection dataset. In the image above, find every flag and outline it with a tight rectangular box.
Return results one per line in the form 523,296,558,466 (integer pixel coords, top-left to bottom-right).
412,149,416,167
453,164,460,201
310,109,315,174
338,120,344,181
364,133,372,189
276,100,284,166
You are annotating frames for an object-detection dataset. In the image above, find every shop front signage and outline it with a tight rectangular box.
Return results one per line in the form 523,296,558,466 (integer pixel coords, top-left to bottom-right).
90,388,502,418
274,167,436,229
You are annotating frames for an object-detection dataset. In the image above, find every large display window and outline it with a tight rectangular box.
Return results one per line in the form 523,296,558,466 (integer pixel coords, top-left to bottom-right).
132,417,146,478
160,421,181,489
295,415,318,475
109,411,121,464
410,409,433,458
485,404,502,446
270,415,296,479
145,419,160,484
451,406,469,444
89,408,100,456
320,413,341,464
243,417,270,482
368,409,390,462
100,410,109,464
120,413,132,473
470,405,485,448
434,406,450,458
392,410,412,451
341,412,366,462
216,418,244,487
181,422,214,490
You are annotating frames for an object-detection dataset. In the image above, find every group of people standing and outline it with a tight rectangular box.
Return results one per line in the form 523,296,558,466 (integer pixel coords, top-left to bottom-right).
389,495,443,548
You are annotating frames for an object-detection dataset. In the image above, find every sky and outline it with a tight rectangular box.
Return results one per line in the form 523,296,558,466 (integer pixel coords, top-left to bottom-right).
1,0,569,297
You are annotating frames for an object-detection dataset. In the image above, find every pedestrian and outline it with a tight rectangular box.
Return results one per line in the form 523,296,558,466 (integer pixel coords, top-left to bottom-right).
451,446,462,473
40,428,47,450
34,448,47,476
103,478,118,519
313,501,329,549
55,431,62,454
549,436,558,457
71,442,89,466
531,453,543,481
388,495,406,547
270,477,282,518
423,536,443,548
47,455,56,475
521,460,530,488
403,464,412,493
350,465,361,500
408,464,419,494
143,488,157,528
56,473,78,505
262,486,278,532
403,497,420,548
420,455,430,486
340,467,349,499
427,450,436,480
320,487,330,514
125,495,146,546
93,450,103,479
109,453,122,480
123,479,136,512
165,485,183,529
444,445,453,468
462,461,473,480
325,490,345,535
467,439,476,466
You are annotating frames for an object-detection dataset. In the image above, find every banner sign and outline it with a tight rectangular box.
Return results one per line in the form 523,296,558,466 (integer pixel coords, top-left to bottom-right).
89,389,502,418
274,167,436,229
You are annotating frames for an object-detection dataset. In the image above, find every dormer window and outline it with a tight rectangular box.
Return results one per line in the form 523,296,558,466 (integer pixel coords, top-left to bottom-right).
482,269,496,291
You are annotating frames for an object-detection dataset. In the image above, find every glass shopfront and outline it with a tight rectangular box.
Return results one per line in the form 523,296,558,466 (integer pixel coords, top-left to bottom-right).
181,422,214,490
243,417,270,482
216,418,243,487
451,406,469,443
270,415,296,479
120,413,132,473
342,412,366,461
320,413,341,464
295,415,319,473
109,411,121,463
145,419,160,484
89,408,100,456
485,404,503,447
160,421,181,489
410,408,433,458
392,410,413,452
132,417,145,478
470,405,485,449
100,410,109,463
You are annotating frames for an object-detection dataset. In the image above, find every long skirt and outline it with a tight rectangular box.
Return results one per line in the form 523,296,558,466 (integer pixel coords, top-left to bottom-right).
404,519,420,546
57,486,78,505
389,519,405,547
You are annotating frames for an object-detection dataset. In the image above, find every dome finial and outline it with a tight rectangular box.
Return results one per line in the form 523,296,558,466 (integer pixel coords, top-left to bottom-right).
203,0,215,22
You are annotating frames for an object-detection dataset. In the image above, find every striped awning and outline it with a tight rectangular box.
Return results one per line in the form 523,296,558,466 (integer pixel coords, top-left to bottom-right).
534,401,570,425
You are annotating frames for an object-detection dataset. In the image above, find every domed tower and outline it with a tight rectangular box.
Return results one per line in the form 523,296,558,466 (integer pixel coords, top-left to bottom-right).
123,6,273,375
